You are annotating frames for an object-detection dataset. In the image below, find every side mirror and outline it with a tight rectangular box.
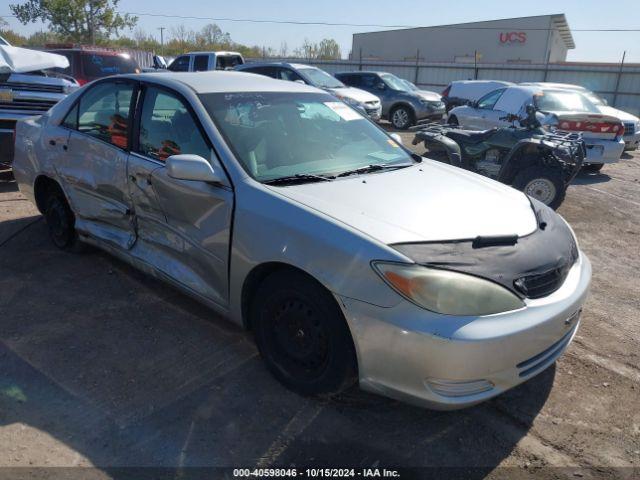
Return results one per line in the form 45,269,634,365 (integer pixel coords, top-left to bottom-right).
166,154,222,183
389,133,403,145
153,55,167,69
294,79,306,84
469,100,479,108
376,82,386,90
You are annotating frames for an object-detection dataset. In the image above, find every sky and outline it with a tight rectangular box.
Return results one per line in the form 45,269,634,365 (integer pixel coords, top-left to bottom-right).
2,0,639,62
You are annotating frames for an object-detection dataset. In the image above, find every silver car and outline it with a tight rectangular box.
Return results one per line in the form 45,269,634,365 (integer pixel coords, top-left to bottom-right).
12,72,591,409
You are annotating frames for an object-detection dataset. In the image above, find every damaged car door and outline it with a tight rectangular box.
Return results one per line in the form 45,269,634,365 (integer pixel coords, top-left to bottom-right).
128,85,233,308
57,80,137,249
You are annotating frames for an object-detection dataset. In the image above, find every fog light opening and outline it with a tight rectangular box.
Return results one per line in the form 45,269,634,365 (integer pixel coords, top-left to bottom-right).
425,378,495,397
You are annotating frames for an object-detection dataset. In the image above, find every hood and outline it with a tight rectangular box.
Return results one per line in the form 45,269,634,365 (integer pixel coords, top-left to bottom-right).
417,90,442,102
330,86,380,103
597,105,639,123
269,161,538,245
0,45,69,74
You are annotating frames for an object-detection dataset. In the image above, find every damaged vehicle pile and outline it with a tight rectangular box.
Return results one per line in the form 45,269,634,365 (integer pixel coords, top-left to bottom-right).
11,70,592,409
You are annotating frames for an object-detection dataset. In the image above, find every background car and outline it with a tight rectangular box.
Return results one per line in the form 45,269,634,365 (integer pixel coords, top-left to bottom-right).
441,80,514,112
0,37,78,167
447,85,625,171
45,45,141,85
236,62,382,120
399,78,444,102
522,82,640,151
335,71,445,129
167,51,244,72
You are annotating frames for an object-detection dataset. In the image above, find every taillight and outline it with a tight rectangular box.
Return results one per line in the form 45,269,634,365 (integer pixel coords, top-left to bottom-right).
76,77,88,86
557,119,625,137
442,85,451,97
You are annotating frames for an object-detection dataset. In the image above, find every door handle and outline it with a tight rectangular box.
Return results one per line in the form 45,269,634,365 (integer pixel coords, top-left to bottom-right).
49,139,56,146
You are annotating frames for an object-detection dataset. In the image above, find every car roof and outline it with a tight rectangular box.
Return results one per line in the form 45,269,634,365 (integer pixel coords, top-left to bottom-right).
335,71,387,76
120,71,323,94
521,82,586,91
237,62,315,70
184,51,242,56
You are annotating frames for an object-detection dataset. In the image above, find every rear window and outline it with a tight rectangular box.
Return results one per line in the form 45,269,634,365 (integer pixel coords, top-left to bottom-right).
216,55,243,70
81,53,139,79
535,90,599,113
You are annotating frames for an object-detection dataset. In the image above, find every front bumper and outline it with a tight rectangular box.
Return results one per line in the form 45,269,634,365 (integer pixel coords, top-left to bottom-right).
415,102,446,122
583,137,625,164
365,104,382,121
338,252,591,410
623,131,640,151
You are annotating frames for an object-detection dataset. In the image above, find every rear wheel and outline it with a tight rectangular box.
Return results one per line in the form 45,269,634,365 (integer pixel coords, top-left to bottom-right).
390,106,414,130
582,163,604,173
512,166,566,210
251,270,357,396
44,189,86,252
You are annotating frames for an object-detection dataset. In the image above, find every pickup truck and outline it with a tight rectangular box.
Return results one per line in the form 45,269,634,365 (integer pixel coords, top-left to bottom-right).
0,36,78,167
167,51,244,72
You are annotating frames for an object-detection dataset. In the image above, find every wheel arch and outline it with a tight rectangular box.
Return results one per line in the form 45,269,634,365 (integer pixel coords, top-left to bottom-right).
33,175,65,214
241,261,334,331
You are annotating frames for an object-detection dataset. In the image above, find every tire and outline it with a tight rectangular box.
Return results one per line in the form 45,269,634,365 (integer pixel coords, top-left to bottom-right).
512,166,566,210
582,163,604,173
44,188,86,252
251,270,357,396
390,105,414,130
447,115,459,126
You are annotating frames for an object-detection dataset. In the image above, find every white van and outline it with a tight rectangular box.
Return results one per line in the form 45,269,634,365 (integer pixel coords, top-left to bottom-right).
167,51,244,72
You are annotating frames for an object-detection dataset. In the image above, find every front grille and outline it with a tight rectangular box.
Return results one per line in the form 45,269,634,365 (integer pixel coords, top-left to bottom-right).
514,267,568,299
516,324,577,378
624,122,635,135
0,99,57,112
365,100,380,107
0,81,64,94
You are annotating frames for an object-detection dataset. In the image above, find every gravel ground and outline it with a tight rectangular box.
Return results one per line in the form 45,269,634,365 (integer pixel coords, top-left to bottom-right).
0,143,639,479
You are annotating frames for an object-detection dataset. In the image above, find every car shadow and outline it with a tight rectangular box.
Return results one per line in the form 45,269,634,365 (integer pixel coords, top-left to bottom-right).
0,219,555,475
571,170,612,186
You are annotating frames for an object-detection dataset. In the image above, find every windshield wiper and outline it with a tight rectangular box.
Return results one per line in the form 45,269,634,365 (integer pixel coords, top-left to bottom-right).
336,163,412,178
263,173,335,186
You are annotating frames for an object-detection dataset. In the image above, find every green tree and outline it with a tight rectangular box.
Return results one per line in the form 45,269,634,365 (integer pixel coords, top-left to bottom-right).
9,0,137,44
316,38,341,60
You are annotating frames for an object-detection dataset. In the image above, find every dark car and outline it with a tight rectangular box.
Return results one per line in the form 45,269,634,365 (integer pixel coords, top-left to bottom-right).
45,45,141,85
335,71,445,129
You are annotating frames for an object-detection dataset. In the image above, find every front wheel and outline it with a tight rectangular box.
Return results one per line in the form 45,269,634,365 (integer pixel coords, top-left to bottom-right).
512,166,566,210
390,106,414,130
251,270,357,396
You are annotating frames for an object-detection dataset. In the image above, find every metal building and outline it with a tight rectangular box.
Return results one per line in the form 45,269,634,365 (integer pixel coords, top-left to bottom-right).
351,14,575,64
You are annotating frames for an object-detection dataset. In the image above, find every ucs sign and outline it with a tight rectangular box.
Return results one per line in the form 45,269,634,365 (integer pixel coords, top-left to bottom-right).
500,32,527,44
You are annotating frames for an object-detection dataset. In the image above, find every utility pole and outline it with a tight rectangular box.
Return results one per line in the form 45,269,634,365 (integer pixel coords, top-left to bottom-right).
158,27,165,57
612,50,626,108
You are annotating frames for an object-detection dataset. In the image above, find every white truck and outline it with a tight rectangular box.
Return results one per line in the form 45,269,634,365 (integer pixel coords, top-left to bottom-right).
166,51,244,72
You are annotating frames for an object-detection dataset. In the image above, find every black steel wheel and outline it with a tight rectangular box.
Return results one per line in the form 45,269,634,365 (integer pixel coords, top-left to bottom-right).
252,270,357,396
512,166,566,210
44,189,85,252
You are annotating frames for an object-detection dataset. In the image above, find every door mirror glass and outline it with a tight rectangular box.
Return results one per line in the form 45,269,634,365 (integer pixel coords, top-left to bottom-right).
389,133,403,145
166,154,221,183
294,79,306,84
376,82,386,91
153,55,167,69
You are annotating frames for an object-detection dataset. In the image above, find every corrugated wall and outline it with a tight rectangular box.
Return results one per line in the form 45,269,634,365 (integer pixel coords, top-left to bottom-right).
248,57,640,115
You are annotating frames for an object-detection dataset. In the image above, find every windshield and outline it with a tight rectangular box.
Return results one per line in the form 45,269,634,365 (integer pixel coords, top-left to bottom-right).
381,73,410,91
299,68,345,89
81,53,139,79
200,92,414,183
535,90,600,113
0,35,9,46
400,79,419,91
582,91,606,106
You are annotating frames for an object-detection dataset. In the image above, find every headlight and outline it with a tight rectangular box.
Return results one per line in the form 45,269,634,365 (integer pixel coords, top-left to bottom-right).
336,94,362,108
372,262,524,316
63,84,79,94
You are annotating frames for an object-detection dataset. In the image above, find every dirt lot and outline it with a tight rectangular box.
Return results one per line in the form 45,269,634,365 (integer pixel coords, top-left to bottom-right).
0,142,639,479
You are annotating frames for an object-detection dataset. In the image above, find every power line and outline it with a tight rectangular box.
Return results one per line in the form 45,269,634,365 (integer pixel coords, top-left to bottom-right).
2,12,640,31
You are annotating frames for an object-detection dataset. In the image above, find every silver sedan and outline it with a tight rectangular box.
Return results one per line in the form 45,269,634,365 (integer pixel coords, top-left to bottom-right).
12,72,591,409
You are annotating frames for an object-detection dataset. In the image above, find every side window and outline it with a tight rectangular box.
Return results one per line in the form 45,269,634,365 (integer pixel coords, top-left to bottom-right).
360,74,377,88
62,103,79,130
168,55,190,72
193,55,209,72
278,68,304,82
342,75,359,87
138,87,210,162
216,55,242,70
477,89,506,110
76,82,134,149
